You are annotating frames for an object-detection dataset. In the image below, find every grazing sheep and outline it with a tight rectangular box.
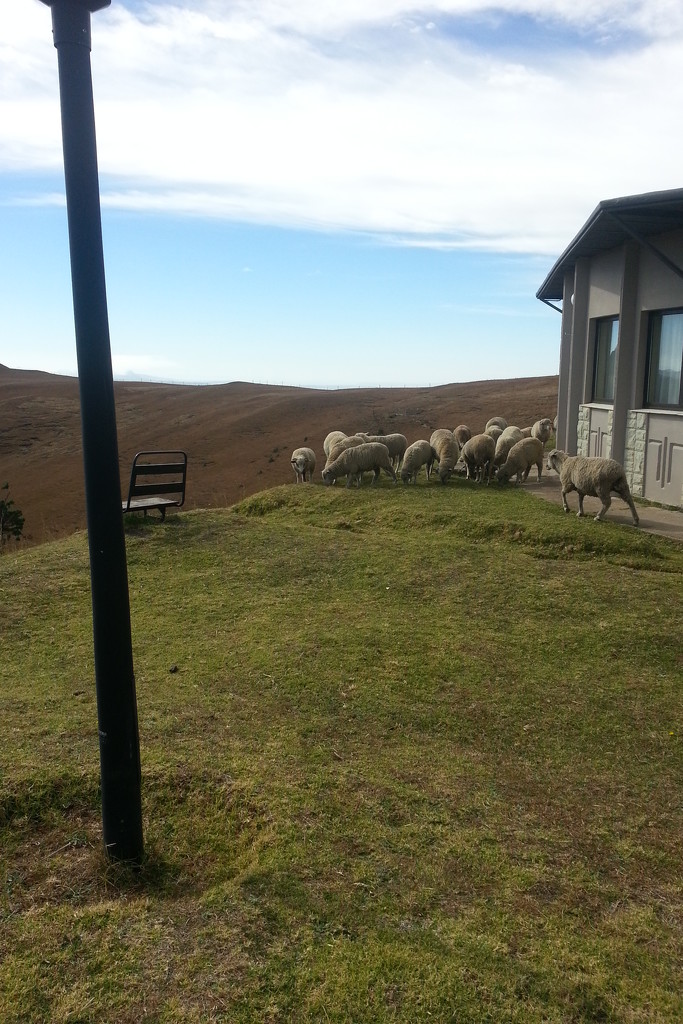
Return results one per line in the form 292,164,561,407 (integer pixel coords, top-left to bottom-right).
494,426,524,467
322,435,367,485
531,418,553,444
400,439,434,484
485,416,508,433
325,434,366,467
453,424,472,447
519,426,533,438
485,424,504,443
290,447,316,483
430,429,460,484
357,433,408,470
323,430,347,457
495,437,544,485
461,433,496,484
321,442,397,488
546,449,640,525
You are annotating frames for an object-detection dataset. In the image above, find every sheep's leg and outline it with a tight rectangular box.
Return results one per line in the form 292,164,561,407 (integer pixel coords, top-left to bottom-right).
594,492,610,521
561,488,571,513
626,496,640,526
616,485,640,526
536,460,542,481
577,492,586,517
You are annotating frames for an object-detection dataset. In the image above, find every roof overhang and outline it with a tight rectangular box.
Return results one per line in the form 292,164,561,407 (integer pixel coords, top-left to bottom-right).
536,187,683,305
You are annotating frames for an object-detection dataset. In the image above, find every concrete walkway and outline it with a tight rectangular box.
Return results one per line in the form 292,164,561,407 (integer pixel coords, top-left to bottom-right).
524,473,683,543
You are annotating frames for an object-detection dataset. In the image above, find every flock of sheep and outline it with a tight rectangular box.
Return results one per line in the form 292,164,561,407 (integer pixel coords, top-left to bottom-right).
290,413,640,526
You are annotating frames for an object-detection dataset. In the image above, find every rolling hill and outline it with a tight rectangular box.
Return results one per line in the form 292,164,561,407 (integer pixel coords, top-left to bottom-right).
0,364,558,546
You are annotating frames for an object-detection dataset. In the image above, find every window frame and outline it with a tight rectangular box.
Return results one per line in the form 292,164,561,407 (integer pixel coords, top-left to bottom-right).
644,308,683,411
592,316,619,404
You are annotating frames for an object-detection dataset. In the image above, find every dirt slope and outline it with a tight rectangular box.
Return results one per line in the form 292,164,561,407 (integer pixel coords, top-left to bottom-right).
0,364,558,547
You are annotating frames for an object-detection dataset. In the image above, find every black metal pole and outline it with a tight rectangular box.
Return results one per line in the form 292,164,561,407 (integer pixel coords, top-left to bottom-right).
40,0,143,862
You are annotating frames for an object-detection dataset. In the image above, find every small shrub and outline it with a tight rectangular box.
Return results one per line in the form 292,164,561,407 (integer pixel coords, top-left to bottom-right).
0,482,25,549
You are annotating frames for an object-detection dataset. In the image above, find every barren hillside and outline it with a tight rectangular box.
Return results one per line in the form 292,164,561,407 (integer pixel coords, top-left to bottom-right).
0,365,558,547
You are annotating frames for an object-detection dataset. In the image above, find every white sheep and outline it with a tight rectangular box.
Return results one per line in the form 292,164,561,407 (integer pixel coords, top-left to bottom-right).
324,434,366,468
290,447,316,483
453,424,472,447
430,429,460,484
400,439,434,484
546,449,640,525
531,418,553,444
357,433,408,470
495,437,544,485
485,416,508,433
485,424,504,443
321,442,397,487
461,433,496,484
494,426,524,467
323,431,347,457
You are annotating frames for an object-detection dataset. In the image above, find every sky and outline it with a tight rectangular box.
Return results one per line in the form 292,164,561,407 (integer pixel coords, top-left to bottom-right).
2,1,683,388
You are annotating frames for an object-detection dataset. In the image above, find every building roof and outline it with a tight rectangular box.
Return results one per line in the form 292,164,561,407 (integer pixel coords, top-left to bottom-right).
536,187,683,303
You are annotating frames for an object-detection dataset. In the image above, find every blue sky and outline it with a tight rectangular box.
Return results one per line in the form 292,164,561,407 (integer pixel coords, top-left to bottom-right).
2,1,683,387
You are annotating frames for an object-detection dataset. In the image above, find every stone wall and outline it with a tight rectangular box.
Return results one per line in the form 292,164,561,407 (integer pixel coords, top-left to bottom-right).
623,410,646,497
576,405,590,457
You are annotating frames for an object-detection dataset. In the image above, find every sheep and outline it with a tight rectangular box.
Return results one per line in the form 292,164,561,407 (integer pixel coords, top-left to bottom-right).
519,419,552,440
546,449,640,525
531,418,553,444
494,426,524,467
495,437,544,485
356,433,408,470
485,424,504,443
400,439,434,484
323,430,347,457
453,424,472,447
324,434,366,468
485,416,508,433
321,442,397,488
290,447,316,483
429,429,460,484
461,433,496,484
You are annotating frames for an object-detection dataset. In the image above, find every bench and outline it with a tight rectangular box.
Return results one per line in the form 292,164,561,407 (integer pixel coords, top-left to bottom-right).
122,450,188,520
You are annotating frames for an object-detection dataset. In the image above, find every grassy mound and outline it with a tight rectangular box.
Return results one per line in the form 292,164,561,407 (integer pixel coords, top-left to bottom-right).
1,481,682,1022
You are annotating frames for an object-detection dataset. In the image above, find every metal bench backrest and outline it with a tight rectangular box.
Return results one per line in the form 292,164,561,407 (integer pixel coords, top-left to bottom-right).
124,451,188,508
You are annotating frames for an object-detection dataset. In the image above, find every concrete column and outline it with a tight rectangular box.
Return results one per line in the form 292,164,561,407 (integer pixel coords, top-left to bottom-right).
565,258,590,454
555,268,574,451
611,241,640,463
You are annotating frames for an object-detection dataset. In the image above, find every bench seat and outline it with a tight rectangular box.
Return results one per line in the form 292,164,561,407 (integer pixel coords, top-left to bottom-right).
122,450,188,520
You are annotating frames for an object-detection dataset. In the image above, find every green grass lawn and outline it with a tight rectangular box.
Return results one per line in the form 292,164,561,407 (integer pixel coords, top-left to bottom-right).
1,480,682,1023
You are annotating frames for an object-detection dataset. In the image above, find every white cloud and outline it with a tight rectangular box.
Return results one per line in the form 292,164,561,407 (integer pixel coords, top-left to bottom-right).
4,1,683,254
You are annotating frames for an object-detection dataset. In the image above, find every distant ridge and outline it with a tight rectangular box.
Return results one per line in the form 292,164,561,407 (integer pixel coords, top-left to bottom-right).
1,368,558,547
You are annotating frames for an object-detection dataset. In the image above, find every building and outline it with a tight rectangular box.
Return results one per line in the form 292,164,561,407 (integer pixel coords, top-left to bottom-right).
537,188,683,508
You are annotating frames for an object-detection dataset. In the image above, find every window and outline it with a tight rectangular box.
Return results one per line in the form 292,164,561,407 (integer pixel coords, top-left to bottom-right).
592,317,619,402
646,310,683,409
